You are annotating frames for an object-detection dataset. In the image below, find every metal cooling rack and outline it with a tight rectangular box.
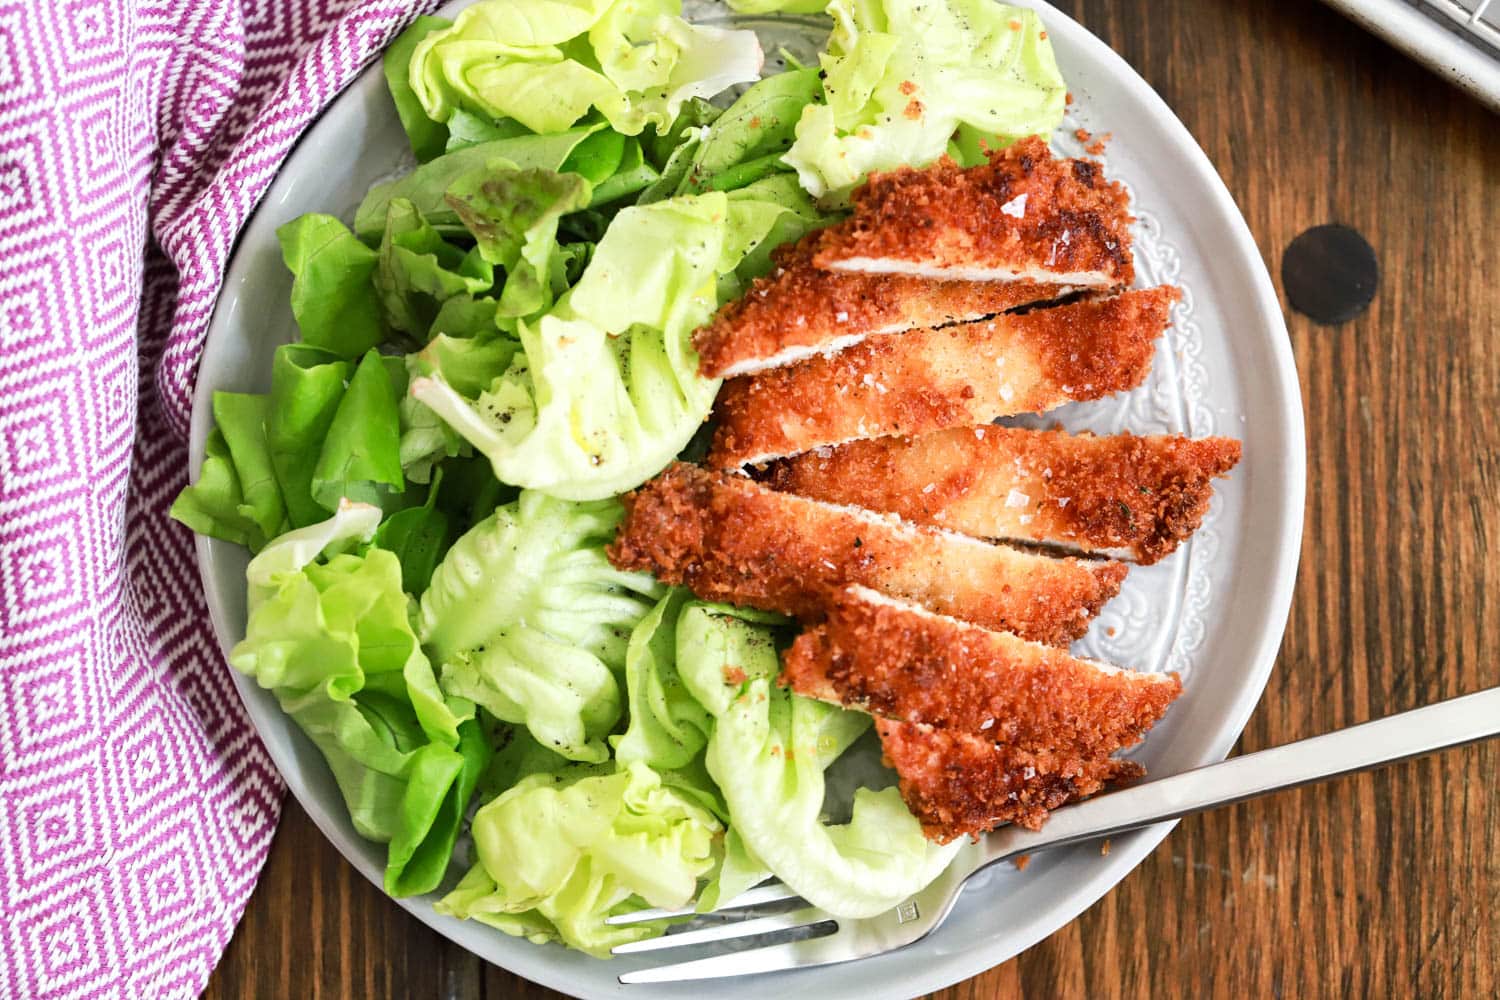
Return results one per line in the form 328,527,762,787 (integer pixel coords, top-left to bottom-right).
1323,0,1500,109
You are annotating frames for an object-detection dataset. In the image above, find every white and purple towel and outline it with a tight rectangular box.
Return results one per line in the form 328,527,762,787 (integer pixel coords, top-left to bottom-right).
0,3,434,996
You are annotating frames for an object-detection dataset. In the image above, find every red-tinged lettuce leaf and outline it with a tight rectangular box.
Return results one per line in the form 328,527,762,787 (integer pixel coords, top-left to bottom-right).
445,164,592,323
355,127,602,241
374,198,496,337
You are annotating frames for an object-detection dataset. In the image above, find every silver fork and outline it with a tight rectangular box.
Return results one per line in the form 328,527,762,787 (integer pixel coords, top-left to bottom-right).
607,685,1500,984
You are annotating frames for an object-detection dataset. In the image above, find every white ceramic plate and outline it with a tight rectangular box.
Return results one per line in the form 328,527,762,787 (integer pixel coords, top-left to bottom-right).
190,3,1305,997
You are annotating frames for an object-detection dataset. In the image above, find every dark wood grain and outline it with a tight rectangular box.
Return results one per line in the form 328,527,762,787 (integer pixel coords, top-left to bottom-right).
202,0,1500,997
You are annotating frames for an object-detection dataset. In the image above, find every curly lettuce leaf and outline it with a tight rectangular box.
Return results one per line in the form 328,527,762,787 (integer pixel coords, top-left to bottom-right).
374,198,495,337
446,164,591,322
384,16,453,162
675,613,962,918
435,761,720,957
418,491,661,761
398,335,518,485
310,349,406,513
277,214,385,357
409,0,762,138
355,127,602,241
232,506,484,897
612,589,708,771
783,0,1067,197
411,191,798,500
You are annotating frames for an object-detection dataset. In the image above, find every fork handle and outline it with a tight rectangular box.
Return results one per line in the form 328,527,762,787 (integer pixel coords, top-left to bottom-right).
980,685,1500,865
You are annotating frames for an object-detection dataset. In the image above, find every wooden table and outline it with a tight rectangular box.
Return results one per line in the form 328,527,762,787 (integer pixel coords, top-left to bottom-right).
203,0,1500,996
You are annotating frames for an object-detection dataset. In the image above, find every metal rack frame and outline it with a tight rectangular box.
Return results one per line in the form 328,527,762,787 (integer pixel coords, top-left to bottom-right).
1323,0,1500,109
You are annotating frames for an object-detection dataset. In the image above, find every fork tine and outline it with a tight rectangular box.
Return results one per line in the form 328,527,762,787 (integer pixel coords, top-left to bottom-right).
617,923,868,984
611,905,832,955
604,881,801,925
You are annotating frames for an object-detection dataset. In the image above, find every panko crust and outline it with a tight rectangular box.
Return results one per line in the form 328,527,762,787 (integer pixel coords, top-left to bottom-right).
783,585,1181,744
693,232,1078,378
877,718,1144,841
764,426,1241,563
814,137,1135,285
708,287,1179,468
607,463,1127,646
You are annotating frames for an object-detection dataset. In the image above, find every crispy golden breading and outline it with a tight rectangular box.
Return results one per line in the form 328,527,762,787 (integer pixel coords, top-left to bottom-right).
709,287,1179,468
783,585,1182,742
877,718,1142,840
693,233,1078,379
607,463,1127,646
763,426,1241,564
815,137,1135,286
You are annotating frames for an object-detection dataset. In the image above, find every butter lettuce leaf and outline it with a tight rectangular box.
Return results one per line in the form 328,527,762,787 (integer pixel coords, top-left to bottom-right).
410,191,797,500
310,349,406,513
231,505,484,897
277,214,385,357
267,345,354,528
374,198,495,338
384,15,453,162
726,0,828,11
675,612,962,918
355,128,601,241
409,0,762,138
612,589,709,772
783,0,1067,197
418,491,661,761
436,761,720,957
171,392,288,551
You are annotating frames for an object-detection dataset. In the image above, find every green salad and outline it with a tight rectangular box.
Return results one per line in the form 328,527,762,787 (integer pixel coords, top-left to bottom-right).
175,0,1066,957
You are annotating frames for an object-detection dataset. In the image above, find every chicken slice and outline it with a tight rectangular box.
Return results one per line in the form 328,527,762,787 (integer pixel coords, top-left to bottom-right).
814,136,1135,287
783,585,1181,742
876,719,1143,841
709,286,1179,468
763,426,1241,564
607,463,1127,647
694,233,1079,378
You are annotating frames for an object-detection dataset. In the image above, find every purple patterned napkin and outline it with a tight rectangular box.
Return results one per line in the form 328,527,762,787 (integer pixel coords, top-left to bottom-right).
0,3,434,996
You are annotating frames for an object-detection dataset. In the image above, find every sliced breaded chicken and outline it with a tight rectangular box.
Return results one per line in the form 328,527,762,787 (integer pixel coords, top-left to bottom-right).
783,585,1182,743
693,233,1079,379
877,718,1143,841
763,426,1241,564
607,463,1127,646
814,137,1134,287
709,286,1178,468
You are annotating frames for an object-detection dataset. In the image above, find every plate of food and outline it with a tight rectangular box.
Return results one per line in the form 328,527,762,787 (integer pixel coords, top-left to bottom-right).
181,0,1305,996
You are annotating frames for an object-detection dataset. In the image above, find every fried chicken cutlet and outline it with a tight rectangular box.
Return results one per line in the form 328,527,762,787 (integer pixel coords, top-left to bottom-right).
763,426,1241,563
783,585,1182,744
693,232,1080,379
877,719,1144,841
709,286,1179,468
607,463,1127,646
788,587,1180,841
814,137,1135,287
